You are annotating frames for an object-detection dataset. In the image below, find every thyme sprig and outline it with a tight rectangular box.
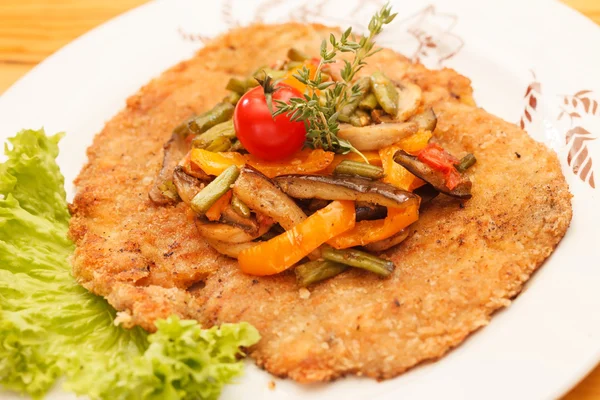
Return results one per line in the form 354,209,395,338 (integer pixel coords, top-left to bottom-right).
272,4,397,155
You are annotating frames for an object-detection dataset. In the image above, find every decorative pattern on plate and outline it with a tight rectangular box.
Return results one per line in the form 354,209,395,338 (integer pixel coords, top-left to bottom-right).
519,71,541,130
177,27,208,43
178,2,463,68
558,90,598,189
394,5,463,67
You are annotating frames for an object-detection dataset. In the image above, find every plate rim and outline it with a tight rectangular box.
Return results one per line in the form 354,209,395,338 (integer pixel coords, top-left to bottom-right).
0,0,599,399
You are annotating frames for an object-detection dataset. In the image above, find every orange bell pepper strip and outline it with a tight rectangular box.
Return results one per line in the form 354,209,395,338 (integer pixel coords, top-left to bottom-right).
205,190,232,221
238,200,356,276
190,148,334,178
249,149,333,177
379,130,432,191
328,203,419,249
322,151,382,174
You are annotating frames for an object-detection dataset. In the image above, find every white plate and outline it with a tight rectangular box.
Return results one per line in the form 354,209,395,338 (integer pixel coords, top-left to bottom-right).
1,0,599,399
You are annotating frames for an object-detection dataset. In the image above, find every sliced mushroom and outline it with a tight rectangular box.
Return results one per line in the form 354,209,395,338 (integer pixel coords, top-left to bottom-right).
172,166,205,205
413,184,440,206
149,133,189,204
395,81,423,122
307,198,330,213
205,239,258,259
393,150,472,199
195,217,271,243
363,228,410,252
221,206,260,234
233,166,307,230
370,109,393,124
355,203,387,221
274,175,419,209
337,121,418,151
408,107,437,132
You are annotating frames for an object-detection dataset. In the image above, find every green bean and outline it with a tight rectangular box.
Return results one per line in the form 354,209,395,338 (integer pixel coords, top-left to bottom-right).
334,160,384,180
252,65,268,76
205,136,232,152
321,246,394,277
226,78,248,95
358,92,379,111
230,139,246,152
295,260,348,287
370,71,398,116
158,180,179,202
231,194,251,218
172,116,196,138
257,68,287,81
349,109,372,127
190,166,240,214
455,153,477,173
191,120,236,149
286,61,303,70
245,76,260,89
287,48,309,62
224,91,241,105
338,77,370,122
188,102,235,135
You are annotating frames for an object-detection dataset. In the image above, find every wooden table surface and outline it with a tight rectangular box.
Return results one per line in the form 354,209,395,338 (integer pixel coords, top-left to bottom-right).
0,0,598,398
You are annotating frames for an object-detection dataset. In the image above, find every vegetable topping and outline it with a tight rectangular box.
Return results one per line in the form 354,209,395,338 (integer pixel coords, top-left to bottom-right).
150,3,476,286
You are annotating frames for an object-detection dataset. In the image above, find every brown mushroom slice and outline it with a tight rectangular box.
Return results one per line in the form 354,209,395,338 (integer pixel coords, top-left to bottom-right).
233,165,307,230
363,228,410,252
408,107,437,132
395,81,423,122
195,217,271,243
220,206,260,234
370,109,394,125
274,175,419,209
337,121,418,151
413,184,440,206
393,150,472,199
149,133,189,204
172,166,205,205
205,239,258,259
355,203,387,221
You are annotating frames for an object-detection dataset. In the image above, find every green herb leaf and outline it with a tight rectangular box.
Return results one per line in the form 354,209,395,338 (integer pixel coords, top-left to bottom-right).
274,3,396,156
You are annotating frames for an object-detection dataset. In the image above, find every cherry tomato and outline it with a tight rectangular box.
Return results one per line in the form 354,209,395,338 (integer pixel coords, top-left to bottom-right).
417,143,461,190
234,84,306,161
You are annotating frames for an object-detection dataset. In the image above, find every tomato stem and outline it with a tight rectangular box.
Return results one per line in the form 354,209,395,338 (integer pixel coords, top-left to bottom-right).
255,71,279,116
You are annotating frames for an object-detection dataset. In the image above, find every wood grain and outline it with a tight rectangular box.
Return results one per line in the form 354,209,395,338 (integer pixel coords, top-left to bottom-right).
0,0,598,399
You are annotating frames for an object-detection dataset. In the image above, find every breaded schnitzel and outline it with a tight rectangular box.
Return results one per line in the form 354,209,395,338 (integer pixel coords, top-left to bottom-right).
69,23,572,382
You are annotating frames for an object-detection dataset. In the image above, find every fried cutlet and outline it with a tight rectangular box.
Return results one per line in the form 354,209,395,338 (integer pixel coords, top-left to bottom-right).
69,23,572,383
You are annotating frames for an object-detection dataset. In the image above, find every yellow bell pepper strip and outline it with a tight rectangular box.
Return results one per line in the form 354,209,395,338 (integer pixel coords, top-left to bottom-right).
205,190,232,221
380,145,424,191
190,148,334,178
327,203,419,249
189,150,245,176
238,200,356,276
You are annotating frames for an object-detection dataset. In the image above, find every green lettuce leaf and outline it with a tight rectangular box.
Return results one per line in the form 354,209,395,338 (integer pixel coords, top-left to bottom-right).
0,129,259,399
